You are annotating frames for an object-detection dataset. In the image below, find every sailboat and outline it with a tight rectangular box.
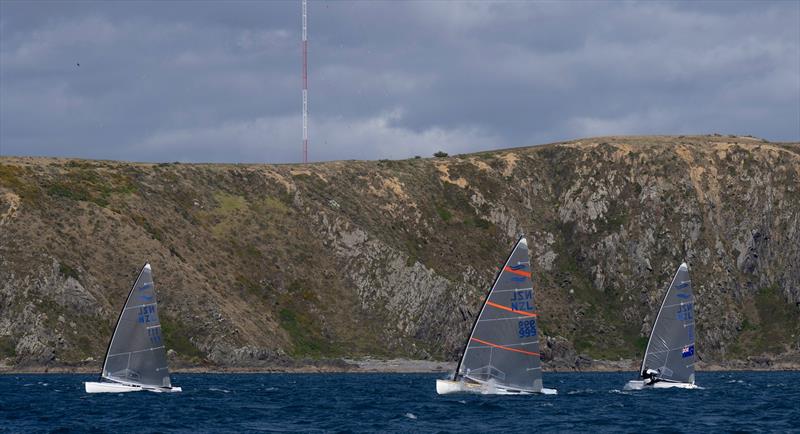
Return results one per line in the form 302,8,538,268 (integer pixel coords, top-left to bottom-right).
624,262,699,390
85,263,181,393
437,237,557,395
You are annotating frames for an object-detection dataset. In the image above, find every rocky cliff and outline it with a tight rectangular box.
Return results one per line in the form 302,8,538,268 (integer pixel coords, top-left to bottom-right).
1,135,799,371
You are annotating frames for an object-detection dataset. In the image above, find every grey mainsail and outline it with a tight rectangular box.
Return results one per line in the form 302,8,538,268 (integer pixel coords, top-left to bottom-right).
640,263,696,384
101,263,172,388
455,237,543,392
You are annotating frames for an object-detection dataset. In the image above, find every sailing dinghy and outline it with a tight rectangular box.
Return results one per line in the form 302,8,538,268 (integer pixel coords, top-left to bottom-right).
437,237,556,395
85,263,181,393
624,262,699,390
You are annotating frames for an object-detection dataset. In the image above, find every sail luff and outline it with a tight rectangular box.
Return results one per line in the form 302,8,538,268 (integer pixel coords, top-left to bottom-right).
100,263,149,380
454,236,525,381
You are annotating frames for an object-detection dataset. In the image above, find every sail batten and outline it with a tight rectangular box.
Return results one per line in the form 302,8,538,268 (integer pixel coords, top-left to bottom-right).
101,263,172,389
455,237,544,392
639,263,696,384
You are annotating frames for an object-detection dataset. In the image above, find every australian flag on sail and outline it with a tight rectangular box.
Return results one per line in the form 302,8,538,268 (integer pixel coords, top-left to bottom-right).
682,344,695,358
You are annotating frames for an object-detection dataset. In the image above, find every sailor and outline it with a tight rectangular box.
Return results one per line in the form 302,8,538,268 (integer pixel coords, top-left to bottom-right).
642,368,660,385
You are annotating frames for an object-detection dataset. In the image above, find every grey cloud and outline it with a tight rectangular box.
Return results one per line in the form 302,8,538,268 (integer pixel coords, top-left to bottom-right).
0,0,797,163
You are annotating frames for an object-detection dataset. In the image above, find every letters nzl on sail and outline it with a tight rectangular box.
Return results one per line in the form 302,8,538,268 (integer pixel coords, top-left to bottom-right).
510,289,534,311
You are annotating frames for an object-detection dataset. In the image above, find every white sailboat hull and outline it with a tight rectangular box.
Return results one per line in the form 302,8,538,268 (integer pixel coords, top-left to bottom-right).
85,381,182,394
623,380,699,390
436,379,557,395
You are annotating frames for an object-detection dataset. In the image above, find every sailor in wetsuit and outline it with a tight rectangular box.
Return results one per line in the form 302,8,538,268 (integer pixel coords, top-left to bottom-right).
642,368,660,385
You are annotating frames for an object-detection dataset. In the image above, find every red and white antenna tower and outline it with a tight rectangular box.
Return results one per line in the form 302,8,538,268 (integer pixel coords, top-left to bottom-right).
301,0,309,163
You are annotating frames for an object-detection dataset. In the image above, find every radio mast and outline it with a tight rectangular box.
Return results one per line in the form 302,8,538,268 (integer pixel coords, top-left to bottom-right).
301,0,308,163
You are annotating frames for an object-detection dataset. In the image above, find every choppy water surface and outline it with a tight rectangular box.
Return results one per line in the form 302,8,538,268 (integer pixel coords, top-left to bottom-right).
1,371,798,432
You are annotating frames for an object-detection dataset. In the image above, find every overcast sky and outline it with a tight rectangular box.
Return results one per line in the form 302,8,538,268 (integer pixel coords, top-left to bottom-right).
1,1,798,163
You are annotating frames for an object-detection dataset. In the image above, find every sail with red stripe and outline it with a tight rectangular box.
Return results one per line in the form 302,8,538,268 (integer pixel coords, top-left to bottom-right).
454,237,544,392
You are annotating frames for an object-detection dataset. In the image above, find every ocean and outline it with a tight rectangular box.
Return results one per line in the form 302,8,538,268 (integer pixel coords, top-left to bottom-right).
1,371,798,433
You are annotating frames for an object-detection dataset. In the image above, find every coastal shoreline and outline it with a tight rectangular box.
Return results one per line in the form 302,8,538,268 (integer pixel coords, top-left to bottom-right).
2,358,798,375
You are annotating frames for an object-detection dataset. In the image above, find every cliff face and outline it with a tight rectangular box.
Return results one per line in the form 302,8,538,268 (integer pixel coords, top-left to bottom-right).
1,135,799,370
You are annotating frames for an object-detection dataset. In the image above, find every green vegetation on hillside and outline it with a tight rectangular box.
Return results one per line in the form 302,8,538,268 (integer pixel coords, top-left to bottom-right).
730,286,800,357
160,315,205,362
1,136,798,369
0,336,16,358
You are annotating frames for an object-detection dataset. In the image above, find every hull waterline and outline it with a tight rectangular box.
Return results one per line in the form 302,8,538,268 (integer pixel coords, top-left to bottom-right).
623,380,700,390
85,381,182,394
436,379,557,395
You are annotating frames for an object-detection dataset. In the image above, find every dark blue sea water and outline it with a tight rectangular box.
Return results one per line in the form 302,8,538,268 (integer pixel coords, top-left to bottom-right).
1,372,798,433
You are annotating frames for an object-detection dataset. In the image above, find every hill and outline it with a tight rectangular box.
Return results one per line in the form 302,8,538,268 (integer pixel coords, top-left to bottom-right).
1,135,799,371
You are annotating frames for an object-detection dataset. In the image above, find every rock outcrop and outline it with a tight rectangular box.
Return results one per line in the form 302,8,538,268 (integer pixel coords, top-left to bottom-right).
1,135,798,370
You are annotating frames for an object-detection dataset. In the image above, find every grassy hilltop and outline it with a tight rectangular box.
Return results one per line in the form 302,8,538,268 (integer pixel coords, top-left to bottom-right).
1,135,799,371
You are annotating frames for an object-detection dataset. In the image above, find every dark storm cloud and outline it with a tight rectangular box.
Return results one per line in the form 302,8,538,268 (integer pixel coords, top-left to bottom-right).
1,0,797,163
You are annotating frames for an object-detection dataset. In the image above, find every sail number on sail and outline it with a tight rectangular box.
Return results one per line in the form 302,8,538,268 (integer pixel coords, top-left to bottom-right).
510,289,534,311
676,303,693,321
518,319,537,338
138,305,157,323
148,327,162,345
513,288,536,337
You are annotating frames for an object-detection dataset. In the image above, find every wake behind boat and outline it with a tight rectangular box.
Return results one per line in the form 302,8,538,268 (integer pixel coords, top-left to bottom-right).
437,237,556,395
85,263,181,393
624,262,699,390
